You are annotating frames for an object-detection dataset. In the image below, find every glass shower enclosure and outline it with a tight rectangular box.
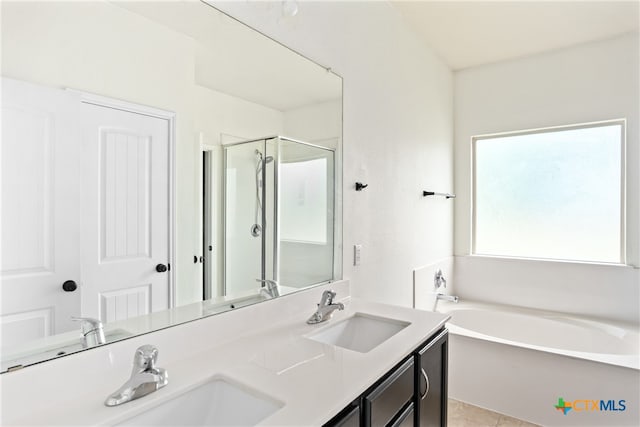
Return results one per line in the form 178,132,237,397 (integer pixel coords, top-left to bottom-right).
223,136,335,298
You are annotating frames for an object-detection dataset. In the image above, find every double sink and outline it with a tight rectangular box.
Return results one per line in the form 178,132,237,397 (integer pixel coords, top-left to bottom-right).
116,312,410,426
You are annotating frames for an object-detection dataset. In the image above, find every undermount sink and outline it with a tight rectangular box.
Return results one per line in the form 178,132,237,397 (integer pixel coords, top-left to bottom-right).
307,313,410,353
116,377,282,426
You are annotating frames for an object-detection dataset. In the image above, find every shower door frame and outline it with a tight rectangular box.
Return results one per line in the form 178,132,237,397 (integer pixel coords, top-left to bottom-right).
222,137,278,296
222,135,336,297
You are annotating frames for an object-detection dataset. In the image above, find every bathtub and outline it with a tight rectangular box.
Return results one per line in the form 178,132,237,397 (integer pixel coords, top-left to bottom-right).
437,301,639,426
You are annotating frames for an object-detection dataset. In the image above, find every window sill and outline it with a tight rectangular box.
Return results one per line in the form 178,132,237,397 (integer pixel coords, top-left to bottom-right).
466,254,636,269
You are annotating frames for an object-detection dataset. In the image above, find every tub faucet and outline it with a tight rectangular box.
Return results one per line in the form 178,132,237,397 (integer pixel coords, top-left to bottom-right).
434,269,447,289
436,294,459,303
256,279,281,298
433,269,459,303
105,345,168,407
307,290,344,324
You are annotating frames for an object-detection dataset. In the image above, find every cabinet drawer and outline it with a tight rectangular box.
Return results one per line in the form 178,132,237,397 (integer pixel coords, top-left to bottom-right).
391,403,414,427
365,358,415,426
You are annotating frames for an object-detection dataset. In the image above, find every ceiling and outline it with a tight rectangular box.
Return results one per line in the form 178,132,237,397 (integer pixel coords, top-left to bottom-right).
392,1,640,70
112,1,341,111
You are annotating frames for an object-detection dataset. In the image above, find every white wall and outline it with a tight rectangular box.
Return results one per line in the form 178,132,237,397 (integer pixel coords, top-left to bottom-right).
212,0,455,307
453,34,640,323
283,99,342,145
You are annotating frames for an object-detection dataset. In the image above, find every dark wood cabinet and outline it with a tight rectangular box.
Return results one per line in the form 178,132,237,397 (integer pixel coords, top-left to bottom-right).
392,403,415,427
327,403,360,427
364,358,414,426
324,328,448,427
415,329,448,427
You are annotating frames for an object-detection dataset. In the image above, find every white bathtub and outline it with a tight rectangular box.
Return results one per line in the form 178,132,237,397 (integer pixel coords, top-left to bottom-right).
441,301,639,369
437,301,640,426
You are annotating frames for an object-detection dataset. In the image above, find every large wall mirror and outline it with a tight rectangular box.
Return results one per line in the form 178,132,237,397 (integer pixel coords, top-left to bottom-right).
0,0,342,372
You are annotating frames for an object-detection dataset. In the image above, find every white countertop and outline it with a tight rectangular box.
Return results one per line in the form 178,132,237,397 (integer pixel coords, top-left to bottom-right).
0,282,449,426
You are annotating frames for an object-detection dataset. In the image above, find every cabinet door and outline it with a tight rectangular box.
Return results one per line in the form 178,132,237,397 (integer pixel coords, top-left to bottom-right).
364,358,415,427
324,402,360,427
416,329,448,427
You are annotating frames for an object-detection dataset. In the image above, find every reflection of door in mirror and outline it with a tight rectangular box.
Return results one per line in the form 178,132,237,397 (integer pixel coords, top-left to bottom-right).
200,132,219,301
1,78,172,348
79,100,171,322
1,78,81,348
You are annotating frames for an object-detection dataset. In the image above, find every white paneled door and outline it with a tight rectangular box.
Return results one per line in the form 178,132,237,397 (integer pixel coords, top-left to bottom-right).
1,78,172,349
80,102,171,323
1,78,82,347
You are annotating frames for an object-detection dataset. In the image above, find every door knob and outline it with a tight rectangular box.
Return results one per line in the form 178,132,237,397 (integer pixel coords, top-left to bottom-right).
62,280,77,292
155,264,168,273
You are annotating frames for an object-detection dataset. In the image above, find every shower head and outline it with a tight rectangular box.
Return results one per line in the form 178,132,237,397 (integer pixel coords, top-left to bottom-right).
255,149,274,164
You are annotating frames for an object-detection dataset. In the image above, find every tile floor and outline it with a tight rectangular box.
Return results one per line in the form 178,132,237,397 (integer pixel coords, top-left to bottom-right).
448,399,540,427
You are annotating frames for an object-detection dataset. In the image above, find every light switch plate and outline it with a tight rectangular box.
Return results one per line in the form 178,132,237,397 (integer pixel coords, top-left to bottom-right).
354,244,362,266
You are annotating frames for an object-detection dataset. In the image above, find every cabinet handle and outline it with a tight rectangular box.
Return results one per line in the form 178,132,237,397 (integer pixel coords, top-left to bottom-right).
420,368,430,400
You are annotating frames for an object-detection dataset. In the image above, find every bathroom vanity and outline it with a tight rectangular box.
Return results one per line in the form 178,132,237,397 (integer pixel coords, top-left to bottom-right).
0,282,450,426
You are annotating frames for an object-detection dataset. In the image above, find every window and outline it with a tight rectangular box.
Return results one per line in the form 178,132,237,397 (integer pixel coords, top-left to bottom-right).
472,121,625,264
280,157,328,244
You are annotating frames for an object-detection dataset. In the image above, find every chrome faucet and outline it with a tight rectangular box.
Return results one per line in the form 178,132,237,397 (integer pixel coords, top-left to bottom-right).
307,290,344,324
71,316,106,348
105,345,169,407
436,294,459,303
257,279,281,298
434,269,459,303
